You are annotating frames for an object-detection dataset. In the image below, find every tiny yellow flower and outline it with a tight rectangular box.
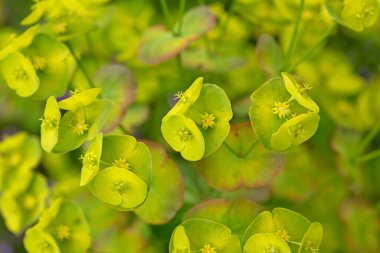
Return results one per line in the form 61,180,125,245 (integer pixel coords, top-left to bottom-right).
113,158,131,170
33,56,47,71
56,224,71,240
276,229,290,241
200,244,217,253
72,119,89,135
272,101,290,119
201,112,216,129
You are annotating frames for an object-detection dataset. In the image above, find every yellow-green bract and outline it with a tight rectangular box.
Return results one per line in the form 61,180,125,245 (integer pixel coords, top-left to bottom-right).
23,198,91,253
87,135,152,211
249,72,320,151
161,77,233,161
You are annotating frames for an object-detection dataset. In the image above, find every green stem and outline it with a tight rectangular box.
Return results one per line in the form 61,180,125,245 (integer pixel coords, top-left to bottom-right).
175,0,186,36
99,160,113,166
287,25,335,72
159,0,174,34
354,121,380,156
222,141,239,157
118,124,128,135
285,0,305,67
287,240,302,246
65,42,95,88
356,148,380,164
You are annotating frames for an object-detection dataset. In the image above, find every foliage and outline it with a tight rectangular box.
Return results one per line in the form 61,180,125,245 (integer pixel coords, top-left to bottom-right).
0,0,380,252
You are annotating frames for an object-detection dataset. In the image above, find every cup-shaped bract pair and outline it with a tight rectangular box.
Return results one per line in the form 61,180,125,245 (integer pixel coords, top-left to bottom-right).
40,88,112,153
80,134,152,211
24,198,91,253
161,77,233,161
326,0,379,31
0,32,70,98
0,172,48,234
242,208,323,253
170,219,242,253
21,0,106,40
0,132,41,191
249,72,320,151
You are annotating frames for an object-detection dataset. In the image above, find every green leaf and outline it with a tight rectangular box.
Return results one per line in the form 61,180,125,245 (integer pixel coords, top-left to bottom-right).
170,226,191,253
179,5,216,38
0,172,48,234
170,219,241,253
101,135,152,187
256,34,283,77
182,48,245,72
281,72,319,113
271,112,320,151
185,83,233,157
243,233,291,253
138,6,215,64
24,228,60,253
80,133,102,186
93,64,137,131
298,222,323,253
1,52,39,97
41,96,61,152
169,77,203,115
58,88,101,111
134,142,184,224
196,124,284,191
161,114,205,161
184,198,262,237
249,77,290,150
89,166,148,209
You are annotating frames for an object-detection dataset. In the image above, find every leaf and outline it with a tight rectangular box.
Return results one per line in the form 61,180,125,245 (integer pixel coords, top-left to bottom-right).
24,228,60,253
182,48,245,72
93,64,137,131
281,72,319,113
1,52,39,97
184,198,262,237
184,83,233,157
298,222,323,253
169,77,203,115
170,226,191,253
170,219,241,253
80,133,102,186
161,114,205,161
0,172,48,234
89,166,148,210
271,112,320,151
58,88,101,111
138,5,216,64
249,77,290,150
196,124,284,191
256,34,283,77
134,141,184,224
41,96,61,152
100,135,152,187
243,233,291,253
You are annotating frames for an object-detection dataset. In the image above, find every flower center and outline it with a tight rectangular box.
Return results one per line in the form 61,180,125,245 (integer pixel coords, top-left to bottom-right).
276,229,290,241
264,245,278,253
200,244,217,253
174,91,189,104
55,22,67,34
113,158,130,170
33,56,47,71
56,224,71,240
113,181,127,194
172,247,189,253
72,119,89,135
13,66,28,80
176,127,192,142
200,112,216,129
272,101,290,119
79,152,98,168
23,194,36,209
41,117,58,131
